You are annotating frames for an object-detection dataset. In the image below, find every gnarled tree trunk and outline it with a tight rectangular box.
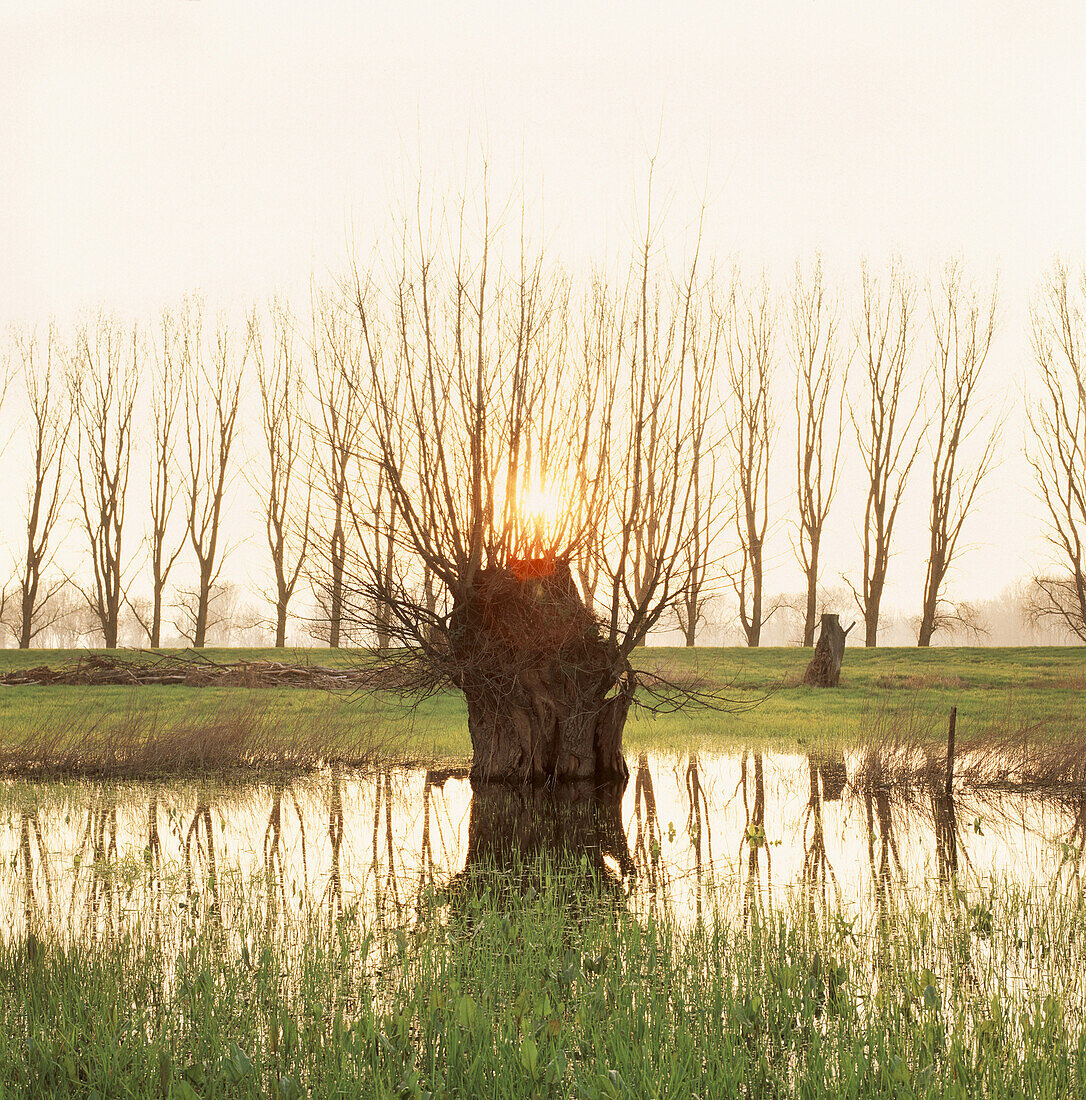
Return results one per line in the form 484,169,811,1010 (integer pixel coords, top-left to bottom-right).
802,613,853,687
450,562,632,784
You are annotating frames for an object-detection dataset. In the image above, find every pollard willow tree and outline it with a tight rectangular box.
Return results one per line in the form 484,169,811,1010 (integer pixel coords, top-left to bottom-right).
343,196,715,784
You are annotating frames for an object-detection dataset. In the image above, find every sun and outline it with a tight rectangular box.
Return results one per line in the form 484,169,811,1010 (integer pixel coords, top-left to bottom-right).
522,482,561,527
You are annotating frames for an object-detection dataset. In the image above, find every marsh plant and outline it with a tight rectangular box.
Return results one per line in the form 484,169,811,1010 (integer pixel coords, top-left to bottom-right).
0,697,390,780
4,852,1086,1099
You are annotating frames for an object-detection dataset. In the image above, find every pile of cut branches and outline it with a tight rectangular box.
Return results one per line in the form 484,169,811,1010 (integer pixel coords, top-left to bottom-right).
0,652,404,691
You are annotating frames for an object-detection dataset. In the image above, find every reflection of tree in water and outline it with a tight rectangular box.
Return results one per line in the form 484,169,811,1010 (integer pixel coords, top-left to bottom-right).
71,785,119,942
1049,793,1086,891
264,779,308,932
184,786,221,927
862,785,902,926
929,775,965,890
17,806,52,936
414,767,464,915
739,752,771,925
802,753,841,924
685,753,712,921
418,770,435,898
632,754,667,909
451,777,633,905
323,764,345,928
817,752,848,802
145,791,166,935
853,749,968,909
371,768,402,924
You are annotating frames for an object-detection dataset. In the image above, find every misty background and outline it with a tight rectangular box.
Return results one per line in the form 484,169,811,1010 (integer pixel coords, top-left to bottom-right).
3,1,1086,647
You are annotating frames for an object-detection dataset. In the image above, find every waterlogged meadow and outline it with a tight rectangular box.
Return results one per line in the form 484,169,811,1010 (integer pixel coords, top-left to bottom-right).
4,752,1086,1097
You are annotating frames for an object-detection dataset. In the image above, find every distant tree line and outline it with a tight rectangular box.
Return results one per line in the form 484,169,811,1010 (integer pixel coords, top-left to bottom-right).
0,236,1083,650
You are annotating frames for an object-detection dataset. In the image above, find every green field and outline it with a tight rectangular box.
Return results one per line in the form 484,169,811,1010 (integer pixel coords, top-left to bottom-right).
0,645,1080,766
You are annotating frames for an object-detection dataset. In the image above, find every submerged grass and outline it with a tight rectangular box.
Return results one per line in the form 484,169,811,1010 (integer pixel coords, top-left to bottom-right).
3,857,1086,1098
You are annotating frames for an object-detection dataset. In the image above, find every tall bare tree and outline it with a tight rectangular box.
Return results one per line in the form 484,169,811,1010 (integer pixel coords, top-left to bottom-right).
849,263,921,647
178,304,245,648
0,343,14,625
591,189,719,653
571,277,622,613
675,268,724,647
1027,261,1086,640
621,210,676,633
917,262,999,646
68,315,139,647
722,272,777,647
13,327,70,649
310,290,365,648
790,257,846,646
137,310,187,648
252,302,312,647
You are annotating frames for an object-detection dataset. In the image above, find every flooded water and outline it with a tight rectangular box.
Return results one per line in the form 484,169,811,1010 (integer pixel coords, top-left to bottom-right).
2,749,1082,946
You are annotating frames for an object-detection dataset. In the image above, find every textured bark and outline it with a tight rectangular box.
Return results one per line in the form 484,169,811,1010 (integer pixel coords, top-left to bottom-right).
191,566,212,649
802,614,852,687
450,562,631,784
328,519,344,649
802,551,819,647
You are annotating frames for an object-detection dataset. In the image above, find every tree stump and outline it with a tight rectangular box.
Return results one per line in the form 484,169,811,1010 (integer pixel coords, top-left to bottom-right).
802,614,853,687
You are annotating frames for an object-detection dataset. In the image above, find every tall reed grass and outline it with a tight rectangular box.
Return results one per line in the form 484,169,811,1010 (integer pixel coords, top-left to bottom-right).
0,697,392,779
3,854,1086,1098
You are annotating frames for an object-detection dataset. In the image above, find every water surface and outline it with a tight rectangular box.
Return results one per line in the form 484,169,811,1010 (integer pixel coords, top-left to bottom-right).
4,749,1081,948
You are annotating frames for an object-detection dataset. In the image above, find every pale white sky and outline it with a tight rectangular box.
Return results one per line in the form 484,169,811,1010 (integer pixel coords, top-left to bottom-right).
3,0,1086,635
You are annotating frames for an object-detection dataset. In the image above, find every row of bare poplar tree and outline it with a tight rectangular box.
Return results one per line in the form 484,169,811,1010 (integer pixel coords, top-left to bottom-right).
1,236,1084,650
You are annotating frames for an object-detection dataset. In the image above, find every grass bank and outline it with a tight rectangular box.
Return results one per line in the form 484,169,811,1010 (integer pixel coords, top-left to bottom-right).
0,646,1080,769
3,860,1085,1098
